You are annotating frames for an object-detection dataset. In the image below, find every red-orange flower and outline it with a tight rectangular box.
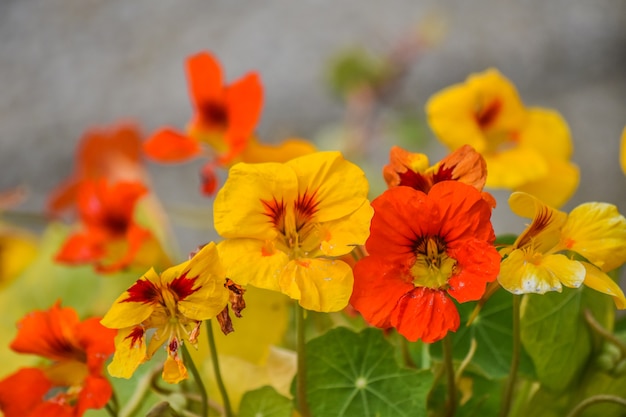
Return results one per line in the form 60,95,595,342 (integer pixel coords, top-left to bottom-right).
383,144,496,207
350,181,500,343
144,51,263,192
48,123,147,217
0,302,115,417
55,179,155,273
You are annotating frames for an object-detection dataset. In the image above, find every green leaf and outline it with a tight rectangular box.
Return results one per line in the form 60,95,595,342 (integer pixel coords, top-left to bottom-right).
304,327,433,417
239,386,293,417
520,286,613,392
430,289,535,380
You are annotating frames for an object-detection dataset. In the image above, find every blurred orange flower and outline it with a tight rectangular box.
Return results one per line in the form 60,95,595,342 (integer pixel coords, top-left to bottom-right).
144,51,315,195
54,179,157,273
0,302,115,417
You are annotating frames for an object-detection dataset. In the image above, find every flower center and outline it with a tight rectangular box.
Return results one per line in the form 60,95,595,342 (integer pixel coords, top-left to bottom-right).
410,236,456,289
200,101,229,128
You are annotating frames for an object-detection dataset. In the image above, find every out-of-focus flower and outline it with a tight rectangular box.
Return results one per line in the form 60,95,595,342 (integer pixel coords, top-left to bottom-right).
143,51,315,195
48,123,147,217
0,302,115,417
214,151,373,312
101,242,231,384
383,144,496,207
350,181,500,343
426,68,579,208
620,126,626,175
0,188,38,288
499,192,626,308
54,179,163,273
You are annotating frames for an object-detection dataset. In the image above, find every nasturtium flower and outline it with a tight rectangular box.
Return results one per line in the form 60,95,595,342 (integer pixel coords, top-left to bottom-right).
350,181,500,343
425,68,579,208
499,192,626,308
383,144,496,207
48,123,146,216
214,151,373,312
101,242,230,384
0,302,115,417
620,126,626,175
144,51,315,195
55,179,163,273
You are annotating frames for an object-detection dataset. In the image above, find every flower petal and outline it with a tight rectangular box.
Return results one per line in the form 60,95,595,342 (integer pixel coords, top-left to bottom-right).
107,326,147,379
447,239,500,303
518,108,573,159
162,354,188,384
484,148,548,189
237,136,316,164
279,258,354,312
391,287,460,343
318,200,373,257
582,262,626,309
143,128,202,162
561,202,626,272
0,368,51,417
186,51,223,109
77,375,113,416
515,158,579,209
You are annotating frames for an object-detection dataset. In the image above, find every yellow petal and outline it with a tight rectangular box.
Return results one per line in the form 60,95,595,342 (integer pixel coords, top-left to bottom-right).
162,354,188,384
286,151,370,223
582,262,626,309
217,239,289,290
214,161,298,240
101,268,159,329
484,147,548,189
108,326,147,379
508,192,567,253
319,201,373,257
171,242,230,321
279,258,353,312
499,250,584,294
518,108,573,159
237,136,316,164
562,203,626,272
0,231,38,288
514,158,579,209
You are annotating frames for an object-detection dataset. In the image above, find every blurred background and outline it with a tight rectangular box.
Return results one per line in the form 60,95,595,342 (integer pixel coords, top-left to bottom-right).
1,0,625,253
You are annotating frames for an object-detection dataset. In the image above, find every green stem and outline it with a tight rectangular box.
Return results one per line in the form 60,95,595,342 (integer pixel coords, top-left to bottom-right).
584,309,626,358
442,334,456,417
119,365,161,417
206,320,234,417
400,335,417,369
565,395,626,417
296,303,312,417
499,294,521,417
105,401,118,417
181,343,208,417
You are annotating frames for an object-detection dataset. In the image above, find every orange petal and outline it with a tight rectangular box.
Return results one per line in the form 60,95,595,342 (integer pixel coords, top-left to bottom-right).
55,233,105,265
436,144,488,191
200,162,219,196
0,368,51,417
186,51,224,109
143,128,202,162
76,375,113,416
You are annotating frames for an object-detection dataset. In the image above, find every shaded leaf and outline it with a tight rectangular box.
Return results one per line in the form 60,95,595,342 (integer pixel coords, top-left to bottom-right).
304,327,432,417
239,386,293,417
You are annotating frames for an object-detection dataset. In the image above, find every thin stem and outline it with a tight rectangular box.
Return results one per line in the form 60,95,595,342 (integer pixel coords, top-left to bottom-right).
181,343,208,417
119,365,162,417
296,303,312,417
499,294,521,417
400,335,417,369
584,309,626,358
442,334,456,417
565,395,626,417
105,401,118,417
206,320,234,417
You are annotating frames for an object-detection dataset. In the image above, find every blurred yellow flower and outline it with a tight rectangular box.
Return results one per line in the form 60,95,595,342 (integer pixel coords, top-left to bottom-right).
426,68,579,208
214,151,373,312
101,242,229,383
499,192,626,308
620,126,626,175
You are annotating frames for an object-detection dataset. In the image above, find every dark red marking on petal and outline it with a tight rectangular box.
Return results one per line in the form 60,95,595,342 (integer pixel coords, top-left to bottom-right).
168,271,200,301
168,337,179,355
475,99,502,128
398,169,432,193
432,164,455,184
516,206,554,249
199,101,229,128
124,326,145,349
123,279,160,304
294,189,320,231
261,197,286,233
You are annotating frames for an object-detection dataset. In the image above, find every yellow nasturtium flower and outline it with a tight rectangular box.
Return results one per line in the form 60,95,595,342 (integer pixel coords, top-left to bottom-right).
101,242,229,383
620,126,626,175
499,192,626,308
426,68,579,208
214,151,373,312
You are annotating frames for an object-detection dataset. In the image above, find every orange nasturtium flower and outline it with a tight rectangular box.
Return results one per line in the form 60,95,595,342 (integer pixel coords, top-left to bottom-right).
214,151,373,312
350,181,501,343
0,302,115,417
55,179,161,273
620,126,626,175
48,123,147,216
144,51,315,195
383,144,496,207
101,242,230,384
499,192,626,308
426,68,579,208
